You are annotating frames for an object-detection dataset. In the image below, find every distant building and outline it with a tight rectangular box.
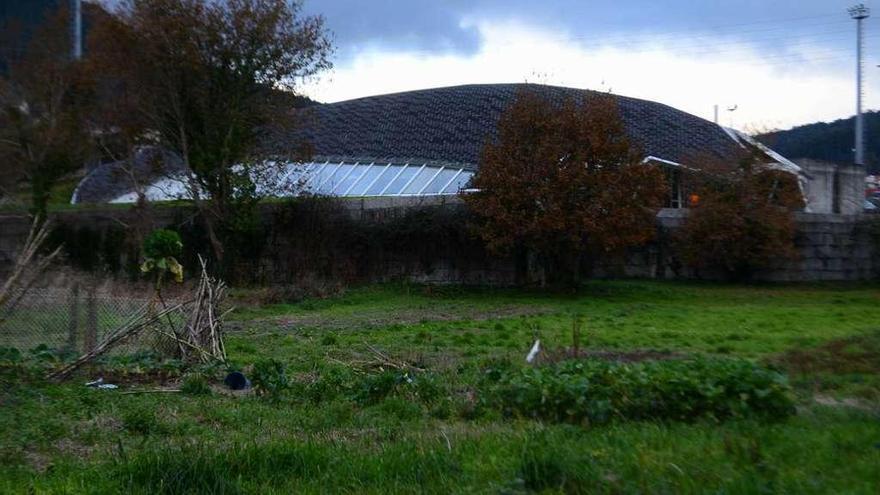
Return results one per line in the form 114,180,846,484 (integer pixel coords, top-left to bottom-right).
72,84,810,209
798,159,866,215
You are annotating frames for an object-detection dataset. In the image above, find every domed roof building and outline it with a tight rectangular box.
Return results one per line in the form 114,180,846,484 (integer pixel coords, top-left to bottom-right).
72,83,805,207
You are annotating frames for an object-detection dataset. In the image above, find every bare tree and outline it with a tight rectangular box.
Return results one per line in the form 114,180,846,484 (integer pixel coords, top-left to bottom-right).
88,0,333,266
0,7,91,216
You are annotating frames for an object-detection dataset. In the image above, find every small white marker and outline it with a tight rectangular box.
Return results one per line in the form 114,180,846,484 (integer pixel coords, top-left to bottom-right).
526,339,541,363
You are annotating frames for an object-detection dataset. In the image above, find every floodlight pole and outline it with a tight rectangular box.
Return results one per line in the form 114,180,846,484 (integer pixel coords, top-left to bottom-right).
850,4,870,167
72,0,83,60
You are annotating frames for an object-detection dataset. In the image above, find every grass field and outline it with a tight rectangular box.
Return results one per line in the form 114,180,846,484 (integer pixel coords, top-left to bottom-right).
2,281,880,493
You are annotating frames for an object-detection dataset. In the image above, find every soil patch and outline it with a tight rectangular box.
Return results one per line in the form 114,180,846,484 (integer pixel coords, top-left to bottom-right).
230,304,550,331
541,348,683,364
80,367,181,387
769,332,880,375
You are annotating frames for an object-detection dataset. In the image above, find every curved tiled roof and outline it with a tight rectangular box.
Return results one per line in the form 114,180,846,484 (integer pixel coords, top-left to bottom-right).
75,84,781,204
285,83,746,168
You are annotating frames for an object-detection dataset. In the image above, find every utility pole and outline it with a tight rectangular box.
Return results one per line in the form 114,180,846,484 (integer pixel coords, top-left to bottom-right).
849,4,870,167
72,0,83,60
714,104,719,125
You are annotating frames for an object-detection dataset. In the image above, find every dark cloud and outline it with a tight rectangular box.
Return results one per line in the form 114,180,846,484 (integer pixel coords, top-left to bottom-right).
302,0,483,59
303,0,867,61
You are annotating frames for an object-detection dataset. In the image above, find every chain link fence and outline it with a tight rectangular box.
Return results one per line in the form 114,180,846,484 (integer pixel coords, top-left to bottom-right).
0,284,182,355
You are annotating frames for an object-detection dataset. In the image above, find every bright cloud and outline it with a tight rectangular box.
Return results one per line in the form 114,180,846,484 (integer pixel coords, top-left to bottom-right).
300,20,879,131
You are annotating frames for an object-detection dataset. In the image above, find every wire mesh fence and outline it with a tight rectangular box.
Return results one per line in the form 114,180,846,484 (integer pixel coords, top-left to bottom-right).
0,284,183,355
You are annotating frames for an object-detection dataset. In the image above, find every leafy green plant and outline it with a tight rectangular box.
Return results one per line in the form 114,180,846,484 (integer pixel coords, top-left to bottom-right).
140,229,184,285
353,370,404,405
0,347,22,364
251,359,289,399
484,357,795,424
28,344,64,363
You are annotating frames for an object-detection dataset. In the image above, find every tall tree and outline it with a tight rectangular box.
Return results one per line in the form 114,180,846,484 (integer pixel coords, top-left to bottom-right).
0,6,90,216
466,90,667,285
88,0,332,264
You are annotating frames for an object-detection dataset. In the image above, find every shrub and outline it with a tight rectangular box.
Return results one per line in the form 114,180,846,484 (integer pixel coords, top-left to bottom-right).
483,357,795,424
251,359,289,400
353,370,406,405
676,158,803,280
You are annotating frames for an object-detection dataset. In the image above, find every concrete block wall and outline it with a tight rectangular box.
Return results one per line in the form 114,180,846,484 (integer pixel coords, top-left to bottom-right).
560,209,879,283
757,213,876,281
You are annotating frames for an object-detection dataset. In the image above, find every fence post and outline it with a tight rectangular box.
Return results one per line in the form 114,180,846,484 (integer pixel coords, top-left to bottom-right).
85,285,98,353
66,284,80,353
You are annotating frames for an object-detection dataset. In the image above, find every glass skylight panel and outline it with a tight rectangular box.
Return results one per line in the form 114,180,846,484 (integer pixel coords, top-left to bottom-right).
382,165,420,195
401,166,441,195
347,163,387,196
365,165,404,196
316,163,353,194
441,170,473,194
334,163,372,195
421,168,460,195
302,161,334,193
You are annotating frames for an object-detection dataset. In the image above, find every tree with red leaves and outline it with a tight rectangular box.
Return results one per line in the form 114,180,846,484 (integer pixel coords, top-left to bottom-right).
676,155,804,280
466,90,667,286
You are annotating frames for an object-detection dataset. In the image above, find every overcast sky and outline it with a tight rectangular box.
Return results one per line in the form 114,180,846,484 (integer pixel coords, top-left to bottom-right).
296,0,880,131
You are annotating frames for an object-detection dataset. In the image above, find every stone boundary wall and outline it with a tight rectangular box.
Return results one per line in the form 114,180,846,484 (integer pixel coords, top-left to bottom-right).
600,210,878,282
0,199,876,284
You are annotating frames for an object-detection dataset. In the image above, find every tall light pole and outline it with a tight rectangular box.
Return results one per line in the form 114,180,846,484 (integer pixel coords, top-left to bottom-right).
849,4,870,167
71,0,83,60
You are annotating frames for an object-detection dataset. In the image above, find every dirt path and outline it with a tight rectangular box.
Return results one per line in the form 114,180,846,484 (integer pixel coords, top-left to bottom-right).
229,304,550,331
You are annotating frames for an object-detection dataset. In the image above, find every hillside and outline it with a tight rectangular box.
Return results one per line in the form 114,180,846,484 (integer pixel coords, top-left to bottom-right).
757,111,880,174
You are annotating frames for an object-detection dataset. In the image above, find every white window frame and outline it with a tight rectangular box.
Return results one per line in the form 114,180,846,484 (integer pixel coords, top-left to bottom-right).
341,162,375,196
379,163,410,195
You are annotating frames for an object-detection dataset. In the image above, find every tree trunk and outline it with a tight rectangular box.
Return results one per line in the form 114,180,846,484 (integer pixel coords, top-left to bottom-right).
202,210,225,264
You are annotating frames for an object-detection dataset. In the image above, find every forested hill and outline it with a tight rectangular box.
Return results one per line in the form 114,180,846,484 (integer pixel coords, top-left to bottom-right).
757,111,880,174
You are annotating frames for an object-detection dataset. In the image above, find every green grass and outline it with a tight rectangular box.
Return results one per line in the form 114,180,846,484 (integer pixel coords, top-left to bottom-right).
230,280,880,359
2,280,880,493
